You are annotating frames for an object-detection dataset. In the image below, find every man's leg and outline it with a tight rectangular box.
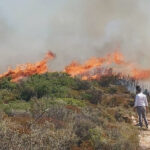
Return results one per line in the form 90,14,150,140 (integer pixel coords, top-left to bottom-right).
137,107,143,127
142,107,148,128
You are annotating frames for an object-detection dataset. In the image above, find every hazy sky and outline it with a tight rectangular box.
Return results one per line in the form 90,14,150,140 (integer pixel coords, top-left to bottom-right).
0,0,150,71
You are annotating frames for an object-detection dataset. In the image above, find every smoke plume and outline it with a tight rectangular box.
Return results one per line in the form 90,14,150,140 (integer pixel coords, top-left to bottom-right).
0,0,150,72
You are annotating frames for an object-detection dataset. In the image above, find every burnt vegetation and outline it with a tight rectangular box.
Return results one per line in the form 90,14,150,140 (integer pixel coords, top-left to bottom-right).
0,72,143,150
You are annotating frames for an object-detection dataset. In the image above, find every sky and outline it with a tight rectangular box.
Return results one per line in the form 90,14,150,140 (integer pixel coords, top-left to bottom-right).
0,0,150,71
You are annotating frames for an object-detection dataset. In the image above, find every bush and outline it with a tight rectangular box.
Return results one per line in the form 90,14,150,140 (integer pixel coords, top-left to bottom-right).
18,83,36,101
102,95,129,107
111,125,139,150
107,87,117,94
0,77,17,90
99,75,119,87
82,88,102,104
0,118,78,150
0,89,18,104
74,118,95,142
89,124,139,150
60,98,86,107
72,78,91,90
0,73,140,149
89,127,111,150
17,72,77,100
30,98,73,128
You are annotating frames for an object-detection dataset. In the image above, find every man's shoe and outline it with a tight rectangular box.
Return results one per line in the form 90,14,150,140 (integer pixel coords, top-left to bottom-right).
135,123,140,126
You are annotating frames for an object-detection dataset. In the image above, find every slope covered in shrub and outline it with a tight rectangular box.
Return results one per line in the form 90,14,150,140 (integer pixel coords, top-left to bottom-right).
0,73,140,150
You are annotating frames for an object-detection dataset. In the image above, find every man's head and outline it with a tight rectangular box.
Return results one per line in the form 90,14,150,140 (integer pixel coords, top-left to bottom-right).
136,85,141,93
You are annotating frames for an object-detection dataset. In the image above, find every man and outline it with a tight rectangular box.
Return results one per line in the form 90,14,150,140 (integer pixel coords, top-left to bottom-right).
134,86,149,128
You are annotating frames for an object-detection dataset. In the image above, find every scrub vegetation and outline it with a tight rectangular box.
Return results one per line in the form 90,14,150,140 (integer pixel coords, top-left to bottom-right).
0,72,141,150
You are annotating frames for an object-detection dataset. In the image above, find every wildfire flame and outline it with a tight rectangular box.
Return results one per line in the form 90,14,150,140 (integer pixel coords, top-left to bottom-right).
0,51,55,82
1,50,150,82
64,51,150,81
64,51,127,80
65,51,123,76
131,68,150,80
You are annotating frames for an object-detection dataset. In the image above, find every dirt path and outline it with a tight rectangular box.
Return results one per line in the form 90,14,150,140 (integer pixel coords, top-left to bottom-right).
139,115,150,150
132,115,150,150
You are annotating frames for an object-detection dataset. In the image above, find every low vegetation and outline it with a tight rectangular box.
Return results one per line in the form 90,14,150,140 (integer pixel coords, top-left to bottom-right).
0,72,142,150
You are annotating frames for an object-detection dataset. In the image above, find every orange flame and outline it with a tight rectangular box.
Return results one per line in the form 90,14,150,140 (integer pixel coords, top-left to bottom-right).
64,51,126,79
0,51,55,82
65,51,150,81
131,68,150,80
1,50,150,82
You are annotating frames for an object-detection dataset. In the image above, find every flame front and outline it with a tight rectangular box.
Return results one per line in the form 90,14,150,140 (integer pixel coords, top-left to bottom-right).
64,51,127,79
0,51,55,82
1,50,150,82
131,68,150,80
64,51,125,77
64,51,150,81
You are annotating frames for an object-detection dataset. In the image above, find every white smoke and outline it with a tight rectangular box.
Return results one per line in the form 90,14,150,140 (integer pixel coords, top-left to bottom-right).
0,0,150,71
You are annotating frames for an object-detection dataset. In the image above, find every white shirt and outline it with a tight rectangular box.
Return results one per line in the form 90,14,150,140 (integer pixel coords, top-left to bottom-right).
134,92,148,107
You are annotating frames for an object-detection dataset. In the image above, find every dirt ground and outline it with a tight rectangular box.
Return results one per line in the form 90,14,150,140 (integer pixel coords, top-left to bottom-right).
132,115,150,150
139,115,150,150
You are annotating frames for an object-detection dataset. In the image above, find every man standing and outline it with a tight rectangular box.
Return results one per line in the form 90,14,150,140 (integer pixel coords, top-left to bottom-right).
134,86,149,128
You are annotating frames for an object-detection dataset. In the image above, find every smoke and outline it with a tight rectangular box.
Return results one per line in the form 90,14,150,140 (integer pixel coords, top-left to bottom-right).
0,0,150,72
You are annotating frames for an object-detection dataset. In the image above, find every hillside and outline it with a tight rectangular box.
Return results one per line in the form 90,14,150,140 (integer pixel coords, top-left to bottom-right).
0,72,141,150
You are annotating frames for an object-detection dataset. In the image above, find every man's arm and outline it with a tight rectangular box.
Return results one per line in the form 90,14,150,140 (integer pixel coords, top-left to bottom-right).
134,95,138,111
145,96,149,113
146,107,148,113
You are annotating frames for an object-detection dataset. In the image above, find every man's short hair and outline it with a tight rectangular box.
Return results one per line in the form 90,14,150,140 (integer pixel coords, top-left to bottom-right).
136,85,141,93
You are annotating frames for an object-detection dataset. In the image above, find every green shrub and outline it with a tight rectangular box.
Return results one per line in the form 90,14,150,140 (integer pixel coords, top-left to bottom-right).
17,72,77,100
60,98,86,107
0,89,18,104
117,85,129,94
98,75,119,87
0,77,17,90
89,124,139,150
90,127,111,150
74,118,95,141
0,118,78,150
18,84,36,101
8,101,30,111
3,105,12,115
30,98,72,120
72,78,91,90
102,95,128,107
111,124,139,150
0,73,140,149
82,88,102,104
107,87,117,94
